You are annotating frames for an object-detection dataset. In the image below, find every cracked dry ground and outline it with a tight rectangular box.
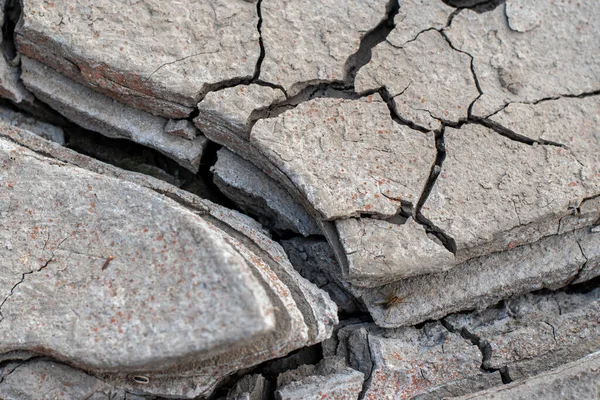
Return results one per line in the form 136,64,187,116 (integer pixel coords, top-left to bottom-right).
0,0,599,398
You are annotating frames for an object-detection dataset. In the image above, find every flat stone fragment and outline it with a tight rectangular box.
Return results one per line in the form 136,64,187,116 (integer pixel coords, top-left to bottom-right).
445,2,600,117
21,57,207,172
259,0,388,96
164,119,197,140
451,351,600,400
0,122,337,398
0,360,138,400
445,288,600,382
275,357,364,400
338,322,501,399
421,124,591,262
389,0,454,47
226,374,271,400
336,217,454,286
16,0,260,118
356,29,478,130
280,237,364,315
489,96,600,191
213,148,320,236
197,84,286,141
251,94,436,219
357,228,597,327
0,105,65,144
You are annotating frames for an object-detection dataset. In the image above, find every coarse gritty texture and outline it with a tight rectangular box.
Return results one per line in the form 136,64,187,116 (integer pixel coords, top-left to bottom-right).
451,351,600,400
357,228,597,327
197,84,286,141
0,123,337,398
336,217,454,286
389,0,454,48
16,0,260,118
446,1,600,117
445,287,600,382
20,56,207,173
0,360,142,400
0,136,275,371
213,148,320,236
421,124,590,262
251,95,436,219
356,29,478,130
351,322,501,399
259,0,387,96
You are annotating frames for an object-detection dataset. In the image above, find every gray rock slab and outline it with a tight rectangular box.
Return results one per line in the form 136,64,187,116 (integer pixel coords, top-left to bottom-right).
389,0,454,48
227,374,270,400
0,360,132,400
280,237,363,314
251,94,436,219
213,148,320,236
336,217,455,286
259,0,388,96
338,322,502,399
445,2,600,117
356,228,598,327
356,29,478,130
489,96,600,193
197,84,286,141
0,121,337,398
275,357,364,400
164,119,197,141
445,288,600,382
421,123,592,263
575,224,600,284
451,351,600,400
16,0,260,118
20,56,207,172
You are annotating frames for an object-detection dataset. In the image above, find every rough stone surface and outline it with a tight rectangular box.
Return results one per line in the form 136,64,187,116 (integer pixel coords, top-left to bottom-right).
260,0,388,96
451,351,600,400
446,2,600,117
336,217,454,286
21,56,207,172
0,105,64,144
0,122,337,398
213,148,320,236
356,29,478,130
421,123,592,262
164,119,197,141
227,374,270,400
251,94,436,219
357,228,597,327
197,84,286,140
389,0,454,48
275,357,364,400
445,287,600,382
336,322,502,399
16,0,260,118
0,360,139,400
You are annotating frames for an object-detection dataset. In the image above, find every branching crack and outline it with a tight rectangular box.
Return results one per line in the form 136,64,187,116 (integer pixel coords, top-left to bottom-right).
0,231,74,324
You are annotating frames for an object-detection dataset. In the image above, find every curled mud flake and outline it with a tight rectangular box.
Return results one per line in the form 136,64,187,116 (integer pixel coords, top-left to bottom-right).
132,375,150,384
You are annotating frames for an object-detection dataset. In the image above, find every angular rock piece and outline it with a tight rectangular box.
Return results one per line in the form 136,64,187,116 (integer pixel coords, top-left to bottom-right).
197,84,286,141
260,0,388,96
452,351,600,400
389,0,454,48
0,122,337,398
213,148,320,236
421,124,591,262
251,95,436,219
21,57,207,172
358,228,598,327
0,360,136,400
336,217,455,286
275,357,364,400
335,322,501,399
227,374,270,400
356,29,478,130
0,105,64,144
16,0,260,118
445,2,600,117
446,288,600,381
